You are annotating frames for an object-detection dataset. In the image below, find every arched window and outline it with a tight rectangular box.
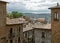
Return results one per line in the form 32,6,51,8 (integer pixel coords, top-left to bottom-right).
54,12,59,21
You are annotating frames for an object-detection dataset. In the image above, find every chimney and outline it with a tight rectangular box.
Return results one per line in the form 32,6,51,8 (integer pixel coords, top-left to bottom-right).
57,3,59,6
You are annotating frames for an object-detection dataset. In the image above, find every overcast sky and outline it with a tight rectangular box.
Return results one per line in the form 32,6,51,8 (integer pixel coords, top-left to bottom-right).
2,0,60,13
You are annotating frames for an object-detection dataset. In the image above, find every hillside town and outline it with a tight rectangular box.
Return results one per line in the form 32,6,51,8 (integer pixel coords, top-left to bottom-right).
0,0,60,43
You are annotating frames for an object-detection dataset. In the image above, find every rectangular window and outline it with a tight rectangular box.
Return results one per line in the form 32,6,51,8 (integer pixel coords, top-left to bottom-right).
41,32,45,38
19,27,21,32
10,40,13,43
54,12,59,21
18,37,20,43
24,32,27,38
10,28,13,37
10,28,13,34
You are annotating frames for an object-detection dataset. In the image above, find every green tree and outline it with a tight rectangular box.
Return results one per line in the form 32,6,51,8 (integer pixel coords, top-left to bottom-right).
11,11,23,18
6,13,11,17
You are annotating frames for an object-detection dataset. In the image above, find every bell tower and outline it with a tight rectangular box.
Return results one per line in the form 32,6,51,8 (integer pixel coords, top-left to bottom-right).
49,3,60,43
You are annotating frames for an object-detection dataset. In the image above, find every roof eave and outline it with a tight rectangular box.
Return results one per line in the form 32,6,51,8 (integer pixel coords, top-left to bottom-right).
49,8,60,9
0,1,9,3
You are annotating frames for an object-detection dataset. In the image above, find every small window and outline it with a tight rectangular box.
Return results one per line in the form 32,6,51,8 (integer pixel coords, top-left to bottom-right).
18,37,20,43
41,32,45,38
10,40,13,43
54,12,59,21
19,27,21,32
10,28,13,34
24,33,27,38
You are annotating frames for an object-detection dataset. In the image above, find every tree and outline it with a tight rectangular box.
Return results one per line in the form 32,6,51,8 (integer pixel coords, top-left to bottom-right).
11,11,23,18
6,13,11,17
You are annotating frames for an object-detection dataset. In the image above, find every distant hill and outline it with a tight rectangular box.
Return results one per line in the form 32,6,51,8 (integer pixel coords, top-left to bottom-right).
23,13,51,23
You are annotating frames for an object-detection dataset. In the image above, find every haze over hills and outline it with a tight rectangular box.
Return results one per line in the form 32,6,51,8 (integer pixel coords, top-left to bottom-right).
23,13,51,22
23,13,50,18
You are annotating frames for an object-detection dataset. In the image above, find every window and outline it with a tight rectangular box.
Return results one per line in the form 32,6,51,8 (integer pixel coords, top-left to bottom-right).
10,28,13,34
9,28,13,38
54,12,59,21
18,37,20,43
19,27,21,32
41,32,45,38
10,40,13,43
24,32,27,38
25,33,27,38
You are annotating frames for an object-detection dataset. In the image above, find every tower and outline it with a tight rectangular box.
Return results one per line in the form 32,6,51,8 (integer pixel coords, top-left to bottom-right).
49,3,60,43
0,1,7,43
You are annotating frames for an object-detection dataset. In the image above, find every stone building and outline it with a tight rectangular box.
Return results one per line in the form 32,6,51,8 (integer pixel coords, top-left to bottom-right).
49,3,60,43
23,23,51,43
6,18,25,43
0,1,25,43
0,1,7,43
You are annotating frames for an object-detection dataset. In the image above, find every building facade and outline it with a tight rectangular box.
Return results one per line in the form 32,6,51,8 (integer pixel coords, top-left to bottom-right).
0,1,7,43
0,1,24,43
6,24,23,43
23,23,51,43
49,3,60,43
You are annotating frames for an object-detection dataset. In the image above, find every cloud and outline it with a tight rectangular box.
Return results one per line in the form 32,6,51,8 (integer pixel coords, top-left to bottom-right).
2,0,60,13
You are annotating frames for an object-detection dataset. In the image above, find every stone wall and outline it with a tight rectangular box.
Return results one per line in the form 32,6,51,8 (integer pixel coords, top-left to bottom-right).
6,24,23,43
34,29,51,43
51,9,60,43
0,2,7,43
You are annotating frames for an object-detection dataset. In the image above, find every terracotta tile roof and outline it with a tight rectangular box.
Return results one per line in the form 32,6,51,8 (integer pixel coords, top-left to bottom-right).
23,23,51,32
23,23,33,32
6,18,26,25
36,18,45,23
33,23,51,29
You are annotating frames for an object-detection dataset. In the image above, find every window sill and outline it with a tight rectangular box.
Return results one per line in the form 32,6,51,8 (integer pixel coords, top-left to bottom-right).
54,19,59,21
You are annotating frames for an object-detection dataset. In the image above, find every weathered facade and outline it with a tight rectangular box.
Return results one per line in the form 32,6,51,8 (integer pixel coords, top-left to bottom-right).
49,3,60,43
6,24,23,43
23,23,51,43
34,28,51,43
0,1,24,43
0,1,7,43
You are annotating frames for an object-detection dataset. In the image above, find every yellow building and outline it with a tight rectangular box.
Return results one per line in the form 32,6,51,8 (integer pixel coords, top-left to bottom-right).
49,3,60,43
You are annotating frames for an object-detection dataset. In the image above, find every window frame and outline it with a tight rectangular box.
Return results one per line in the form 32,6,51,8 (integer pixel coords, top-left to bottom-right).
54,12,59,21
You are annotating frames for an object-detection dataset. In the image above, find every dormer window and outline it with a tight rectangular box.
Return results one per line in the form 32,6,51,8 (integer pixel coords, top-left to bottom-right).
54,12,59,21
